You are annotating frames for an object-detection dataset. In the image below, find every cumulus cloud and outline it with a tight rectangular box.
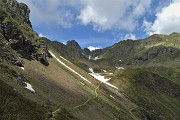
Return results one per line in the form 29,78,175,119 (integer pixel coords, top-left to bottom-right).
143,0,180,35
88,46,101,51
17,0,77,28
17,0,152,32
39,33,46,37
124,33,137,40
78,0,152,31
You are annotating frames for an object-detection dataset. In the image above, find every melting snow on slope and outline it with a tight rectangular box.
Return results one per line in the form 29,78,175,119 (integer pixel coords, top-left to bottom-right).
89,68,110,82
25,82,35,92
88,56,101,60
102,70,107,72
116,67,125,70
89,68,118,89
20,67,24,70
88,55,91,60
110,95,115,99
49,51,91,84
94,56,101,60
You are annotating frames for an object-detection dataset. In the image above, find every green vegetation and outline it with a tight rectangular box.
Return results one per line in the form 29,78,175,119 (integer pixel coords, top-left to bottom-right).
0,0,180,119
112,68,180,120
0,62,47,120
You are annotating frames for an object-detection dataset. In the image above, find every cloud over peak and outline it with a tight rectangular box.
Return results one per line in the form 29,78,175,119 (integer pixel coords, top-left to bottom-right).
144,0,180,35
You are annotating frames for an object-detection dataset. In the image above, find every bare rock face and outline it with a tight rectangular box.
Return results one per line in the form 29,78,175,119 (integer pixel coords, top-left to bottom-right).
0,21,51,65
3,0,32,27
0,0,51,66
66,40,82,53
1,22,25,42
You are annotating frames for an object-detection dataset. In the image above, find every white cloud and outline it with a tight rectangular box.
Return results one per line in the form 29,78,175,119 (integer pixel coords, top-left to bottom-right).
39,33,46,37
124,33,137,40
143,0,180,35
17,0,77,28
143,18,153,35
78,0,152,31
87,46,101,51
17,0,152,32
78,6,108,31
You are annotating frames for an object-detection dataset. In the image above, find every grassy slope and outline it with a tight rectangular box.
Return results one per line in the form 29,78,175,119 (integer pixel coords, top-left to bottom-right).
0,62,47,120
1,0,180,119
111,68,180,120
43,49,136,120
91,33,180,70
35,33,179,120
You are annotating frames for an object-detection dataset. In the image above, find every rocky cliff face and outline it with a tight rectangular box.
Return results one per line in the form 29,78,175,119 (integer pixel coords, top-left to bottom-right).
3,0,32,27
0,0,51,66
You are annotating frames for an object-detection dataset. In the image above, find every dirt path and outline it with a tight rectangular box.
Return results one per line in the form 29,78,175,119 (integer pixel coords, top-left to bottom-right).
73,82,102,109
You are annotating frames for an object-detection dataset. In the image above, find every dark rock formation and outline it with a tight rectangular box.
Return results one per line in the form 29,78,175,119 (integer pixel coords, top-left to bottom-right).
3,0,32,27
66,40,82,54
1,22,25,45
0,0,51,66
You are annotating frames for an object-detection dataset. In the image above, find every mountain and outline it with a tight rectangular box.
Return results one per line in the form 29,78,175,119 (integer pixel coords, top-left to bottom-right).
45,32,180,71
0,0,180,120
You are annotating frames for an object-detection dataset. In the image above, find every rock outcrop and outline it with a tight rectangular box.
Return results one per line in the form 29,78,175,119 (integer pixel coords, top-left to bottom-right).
0,0,51,66
3,0,32,27
66,40,82,55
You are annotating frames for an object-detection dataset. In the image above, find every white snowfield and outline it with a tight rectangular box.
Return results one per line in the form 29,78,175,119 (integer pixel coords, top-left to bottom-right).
89,68,118,89
25,82,35,92
49,51,91,84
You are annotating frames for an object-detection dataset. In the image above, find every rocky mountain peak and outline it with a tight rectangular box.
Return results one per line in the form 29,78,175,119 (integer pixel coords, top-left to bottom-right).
0,0,51,66
66,40,82,53
3,0,32,27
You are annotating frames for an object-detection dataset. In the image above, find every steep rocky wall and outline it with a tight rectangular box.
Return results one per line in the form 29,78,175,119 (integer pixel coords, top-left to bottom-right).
0,0,51,66
3,0,32,27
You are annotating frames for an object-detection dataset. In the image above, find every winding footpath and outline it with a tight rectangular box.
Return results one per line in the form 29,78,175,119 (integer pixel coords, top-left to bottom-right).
49,51,118,110
73,82,102,109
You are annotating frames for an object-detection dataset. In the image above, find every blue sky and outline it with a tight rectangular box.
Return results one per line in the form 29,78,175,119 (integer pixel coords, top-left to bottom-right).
17,0,180,50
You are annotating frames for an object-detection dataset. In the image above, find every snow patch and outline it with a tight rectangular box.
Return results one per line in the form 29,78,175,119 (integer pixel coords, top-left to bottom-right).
102,70,107,72
89,68,110,82
94,56,101,60
49,51,91,84
116,67,125,70
25,82,35,92
20,67,24,70
88,55,91,60
89,56,101,60
89,68,118,89
110,95,115,99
